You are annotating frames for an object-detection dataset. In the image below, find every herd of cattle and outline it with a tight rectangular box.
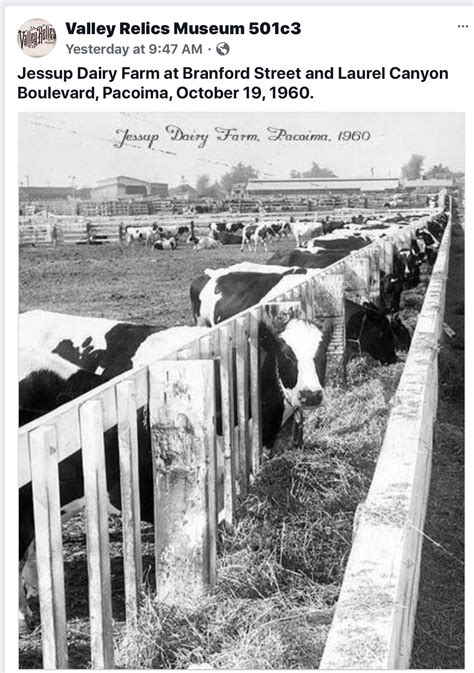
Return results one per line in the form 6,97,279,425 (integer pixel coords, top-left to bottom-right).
124,210,444,258
18,206,449,631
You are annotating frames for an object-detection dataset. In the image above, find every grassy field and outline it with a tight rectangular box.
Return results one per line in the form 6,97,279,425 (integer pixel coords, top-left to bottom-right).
19,236,457,669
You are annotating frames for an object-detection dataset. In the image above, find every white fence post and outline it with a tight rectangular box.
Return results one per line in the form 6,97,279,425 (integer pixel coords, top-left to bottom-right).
29,426,68,670
80,400,114,670
116,380,143,631
149,360,217,603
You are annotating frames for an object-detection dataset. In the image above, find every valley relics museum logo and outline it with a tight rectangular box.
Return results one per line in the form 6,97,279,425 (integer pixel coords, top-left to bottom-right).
17,18,57,57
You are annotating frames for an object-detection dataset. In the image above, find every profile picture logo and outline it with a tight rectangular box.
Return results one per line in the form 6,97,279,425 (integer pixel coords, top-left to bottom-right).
17,18,57,57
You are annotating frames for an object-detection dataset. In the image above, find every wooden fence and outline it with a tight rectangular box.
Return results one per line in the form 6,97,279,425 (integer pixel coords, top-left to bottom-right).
18,207,436,247
18,201,451,668
320,205,452,669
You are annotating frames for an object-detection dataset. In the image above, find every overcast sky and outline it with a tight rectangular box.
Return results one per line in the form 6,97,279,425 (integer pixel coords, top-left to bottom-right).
19,112,464,189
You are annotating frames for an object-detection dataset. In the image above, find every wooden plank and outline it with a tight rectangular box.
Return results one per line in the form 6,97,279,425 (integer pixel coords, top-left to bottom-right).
235,315,250,494
149,360,216,603
116,381,143,630
343,255,372,304
219,322,237,526
320,218,452,670
197,333,219,580
20,367,148,488
312,273,346,379
80,400,114,670
249,309,262,475
29,426,68,670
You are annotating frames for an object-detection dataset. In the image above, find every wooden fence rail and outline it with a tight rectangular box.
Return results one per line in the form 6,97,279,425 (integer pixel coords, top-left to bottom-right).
18,197,451,668
19,206,438,247
320,205,452,669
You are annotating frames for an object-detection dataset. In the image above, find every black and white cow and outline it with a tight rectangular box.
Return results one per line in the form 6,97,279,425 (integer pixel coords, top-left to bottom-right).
240,223,277,252
19,313,210,625
288,219,324,247
190,262,401,365
158,225,190,240
415,228,440,265
267,220,291,239
394,248,420,288
18,309,331,626
19,349,104,426
345,301,397,365
125,225,156,246
190,262,310,325
209,221,245,235
267,248,349,268
153,236,177,250
194,235,220,250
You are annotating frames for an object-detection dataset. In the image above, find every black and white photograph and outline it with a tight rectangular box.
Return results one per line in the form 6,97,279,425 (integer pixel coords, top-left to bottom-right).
18,111,464,669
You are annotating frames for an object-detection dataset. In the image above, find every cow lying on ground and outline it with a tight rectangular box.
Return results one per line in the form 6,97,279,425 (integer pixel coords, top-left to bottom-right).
209,221,245,235
194,234,220,250
153,236,177,250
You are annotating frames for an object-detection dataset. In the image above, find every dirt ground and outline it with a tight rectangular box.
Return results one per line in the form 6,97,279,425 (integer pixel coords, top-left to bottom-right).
410,218,464,667
19,240,285,323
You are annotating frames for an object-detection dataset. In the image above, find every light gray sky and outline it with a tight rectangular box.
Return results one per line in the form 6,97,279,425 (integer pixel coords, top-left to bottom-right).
19,112,464,188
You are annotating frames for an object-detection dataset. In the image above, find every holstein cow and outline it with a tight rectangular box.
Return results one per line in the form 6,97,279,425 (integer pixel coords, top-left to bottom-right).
19,348,103,426
415,228,440,265
158,225,190,240
240,222,277,252
194,234,220,250
209,220,245,235
125,225,156,246
190,262,401,365
265,252,411,362
267,220,291,239
394,247,420,288
18,308,330,627
19,312,210,628
153,236,177,250
289,218,324,247
191,262,310,326
190,263,333,443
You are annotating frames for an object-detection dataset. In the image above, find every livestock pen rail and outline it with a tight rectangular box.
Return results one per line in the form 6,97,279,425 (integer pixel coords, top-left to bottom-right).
18,201,450,668
19,206,438,246
320,211,452,669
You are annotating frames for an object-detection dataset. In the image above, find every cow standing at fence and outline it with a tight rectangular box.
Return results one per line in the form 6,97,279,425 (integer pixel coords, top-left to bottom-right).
18,307,333,628
190,262,405,364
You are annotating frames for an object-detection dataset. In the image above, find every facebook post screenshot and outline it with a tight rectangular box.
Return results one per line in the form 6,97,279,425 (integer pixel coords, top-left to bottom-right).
3,4,471,671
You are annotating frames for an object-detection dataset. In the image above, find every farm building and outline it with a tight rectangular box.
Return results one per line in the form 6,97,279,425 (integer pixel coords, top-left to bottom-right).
168,183,198,201
19,186,92,201
402,178,454,191
91,176,168,201
246,177,401,197
245,177,454,198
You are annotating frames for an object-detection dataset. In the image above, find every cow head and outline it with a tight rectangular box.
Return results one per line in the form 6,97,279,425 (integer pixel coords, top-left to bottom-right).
260,318,333,409
347,303,397,365
388,313,412,352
